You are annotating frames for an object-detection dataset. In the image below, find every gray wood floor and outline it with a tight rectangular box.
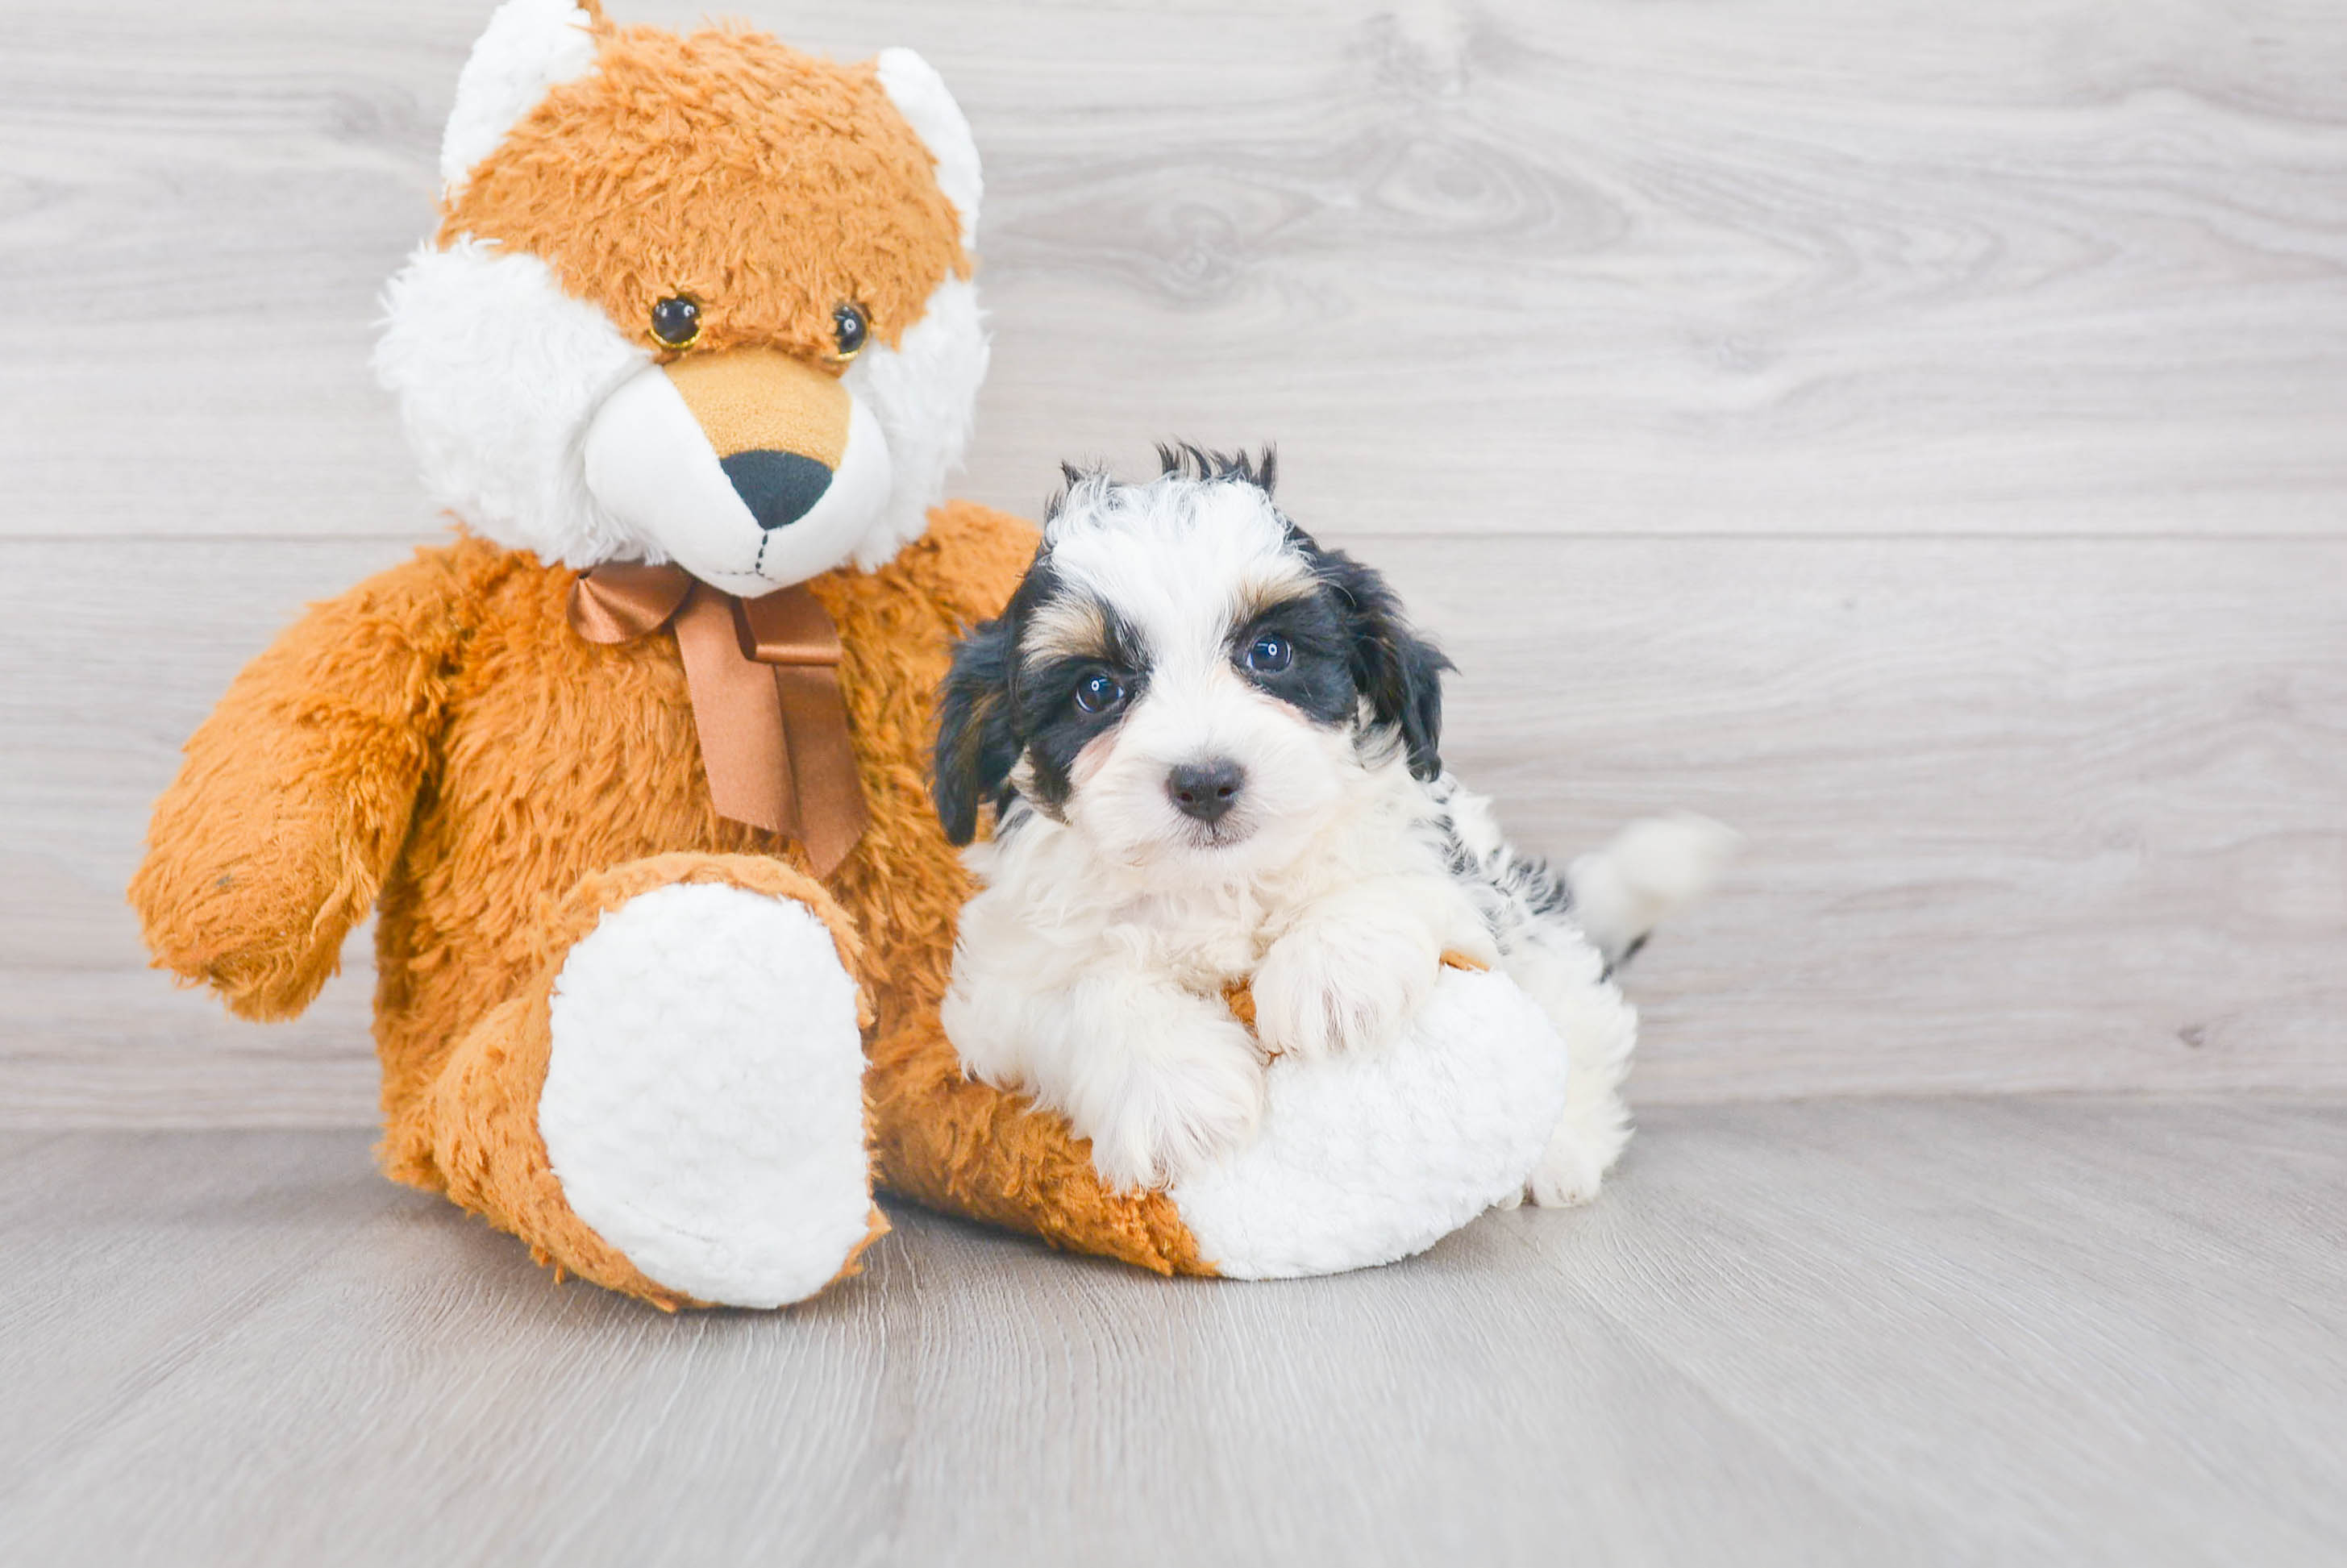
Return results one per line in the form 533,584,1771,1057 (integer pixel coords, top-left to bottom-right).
5,1099,2343,1566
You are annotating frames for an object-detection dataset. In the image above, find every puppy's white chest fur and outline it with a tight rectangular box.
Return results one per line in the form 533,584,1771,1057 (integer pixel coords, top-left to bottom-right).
1105,886,1278,992
940,755,1494,1191
961,754,1477,995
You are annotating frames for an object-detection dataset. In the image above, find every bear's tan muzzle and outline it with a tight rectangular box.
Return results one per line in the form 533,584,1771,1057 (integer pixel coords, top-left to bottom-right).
664,349,851,533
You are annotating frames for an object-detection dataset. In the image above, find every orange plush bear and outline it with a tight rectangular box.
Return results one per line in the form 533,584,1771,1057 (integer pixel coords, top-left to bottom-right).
132,0,1217,1308
136,2,1626,1307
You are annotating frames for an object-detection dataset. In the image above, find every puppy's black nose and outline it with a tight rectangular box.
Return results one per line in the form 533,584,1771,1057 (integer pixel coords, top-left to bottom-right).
1166,758,1246,825
722,449,834,530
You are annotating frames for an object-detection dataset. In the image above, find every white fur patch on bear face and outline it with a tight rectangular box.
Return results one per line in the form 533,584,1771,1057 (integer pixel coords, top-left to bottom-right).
376,240,987,583
842,274,989,570
375,238,646,567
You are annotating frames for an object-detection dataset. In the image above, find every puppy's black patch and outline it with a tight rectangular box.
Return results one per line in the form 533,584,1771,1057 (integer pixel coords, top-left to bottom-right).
1009,617,1149,827
1231,590,1355,726
933,611,1023,847
1290,534,1453,780
933,552,1153,844
1146,441,1450,772
1440,815,1575,918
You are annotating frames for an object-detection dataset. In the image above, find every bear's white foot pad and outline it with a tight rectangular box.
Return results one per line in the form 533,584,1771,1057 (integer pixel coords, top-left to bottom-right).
540,883,872,1308
1170,967,1573,1279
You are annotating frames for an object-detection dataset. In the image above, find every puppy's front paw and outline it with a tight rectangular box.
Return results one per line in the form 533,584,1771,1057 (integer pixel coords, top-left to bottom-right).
1252,917,1439,1061
1081,1017,1266,1192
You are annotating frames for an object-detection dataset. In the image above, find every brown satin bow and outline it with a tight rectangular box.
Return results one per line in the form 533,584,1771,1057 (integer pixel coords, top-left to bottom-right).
568,564,869,876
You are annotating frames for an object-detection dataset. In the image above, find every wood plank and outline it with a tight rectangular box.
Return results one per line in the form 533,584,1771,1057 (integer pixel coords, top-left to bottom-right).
2,1102,2341,1562
0,975,380,1128
0,536,418,1125
6,0,2345,541
3,533,2341,1123
1375,532,2347,1101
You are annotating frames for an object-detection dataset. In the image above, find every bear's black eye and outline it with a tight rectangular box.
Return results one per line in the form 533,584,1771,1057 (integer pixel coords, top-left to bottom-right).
1073,670,1126,716
832,302,870,359
649,295,702,349
1242,634,1293,675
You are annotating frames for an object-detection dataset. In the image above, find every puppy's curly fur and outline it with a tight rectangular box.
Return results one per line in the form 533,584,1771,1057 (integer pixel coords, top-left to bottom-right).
934,449,1732,1197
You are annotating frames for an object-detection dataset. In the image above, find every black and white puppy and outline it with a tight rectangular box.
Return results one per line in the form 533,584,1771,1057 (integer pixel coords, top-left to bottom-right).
934,447,1729,1197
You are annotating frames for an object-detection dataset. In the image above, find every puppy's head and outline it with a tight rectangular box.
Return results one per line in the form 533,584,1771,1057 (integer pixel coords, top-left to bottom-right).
934,447,1450,880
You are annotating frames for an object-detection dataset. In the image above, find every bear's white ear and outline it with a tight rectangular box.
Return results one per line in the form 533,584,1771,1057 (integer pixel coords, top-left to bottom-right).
439,0,604,198
876,48,982,249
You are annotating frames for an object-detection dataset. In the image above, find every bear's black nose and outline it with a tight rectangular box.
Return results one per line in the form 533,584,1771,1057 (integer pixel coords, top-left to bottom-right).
721,449,834,530
1166,758,1246,825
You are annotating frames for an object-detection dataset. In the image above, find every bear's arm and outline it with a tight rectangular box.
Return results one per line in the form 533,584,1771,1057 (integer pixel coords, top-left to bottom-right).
130,545,478,1021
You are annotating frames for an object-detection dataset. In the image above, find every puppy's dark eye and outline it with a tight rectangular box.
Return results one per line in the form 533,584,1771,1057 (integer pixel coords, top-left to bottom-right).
1074,670,1126,715
832,302,870,359
1242,634,1293,675
649,295,702,348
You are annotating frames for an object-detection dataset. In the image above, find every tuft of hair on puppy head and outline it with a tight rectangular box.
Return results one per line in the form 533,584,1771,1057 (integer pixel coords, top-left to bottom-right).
1034,445,1279,548
931,446,1454,879
1149,443,1279,493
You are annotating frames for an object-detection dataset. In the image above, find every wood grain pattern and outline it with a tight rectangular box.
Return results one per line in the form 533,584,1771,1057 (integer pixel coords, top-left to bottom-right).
3,1104,2342,1564
2,1,2343,1117
3,0,2345,539
6,532,2341,1122
1388,534,2347,1101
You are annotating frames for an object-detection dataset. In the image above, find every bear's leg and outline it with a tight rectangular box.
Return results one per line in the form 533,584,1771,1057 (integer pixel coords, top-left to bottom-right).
866,1012,1218,1279
412,854,885,1309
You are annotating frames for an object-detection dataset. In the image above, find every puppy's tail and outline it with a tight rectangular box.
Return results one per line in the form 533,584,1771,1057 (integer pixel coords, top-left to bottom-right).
1568,813,1739,972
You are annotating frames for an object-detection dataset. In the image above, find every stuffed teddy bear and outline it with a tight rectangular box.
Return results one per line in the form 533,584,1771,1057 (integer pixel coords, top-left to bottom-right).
131,0,1622,1307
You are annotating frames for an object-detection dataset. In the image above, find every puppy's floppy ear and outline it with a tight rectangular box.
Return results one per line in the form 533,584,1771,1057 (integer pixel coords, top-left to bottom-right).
932,616,1022,846
1320,549,1453,781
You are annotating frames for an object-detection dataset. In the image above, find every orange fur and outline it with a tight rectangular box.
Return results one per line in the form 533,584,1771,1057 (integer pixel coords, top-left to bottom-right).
134,504,1215,1304
442,27,967,364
